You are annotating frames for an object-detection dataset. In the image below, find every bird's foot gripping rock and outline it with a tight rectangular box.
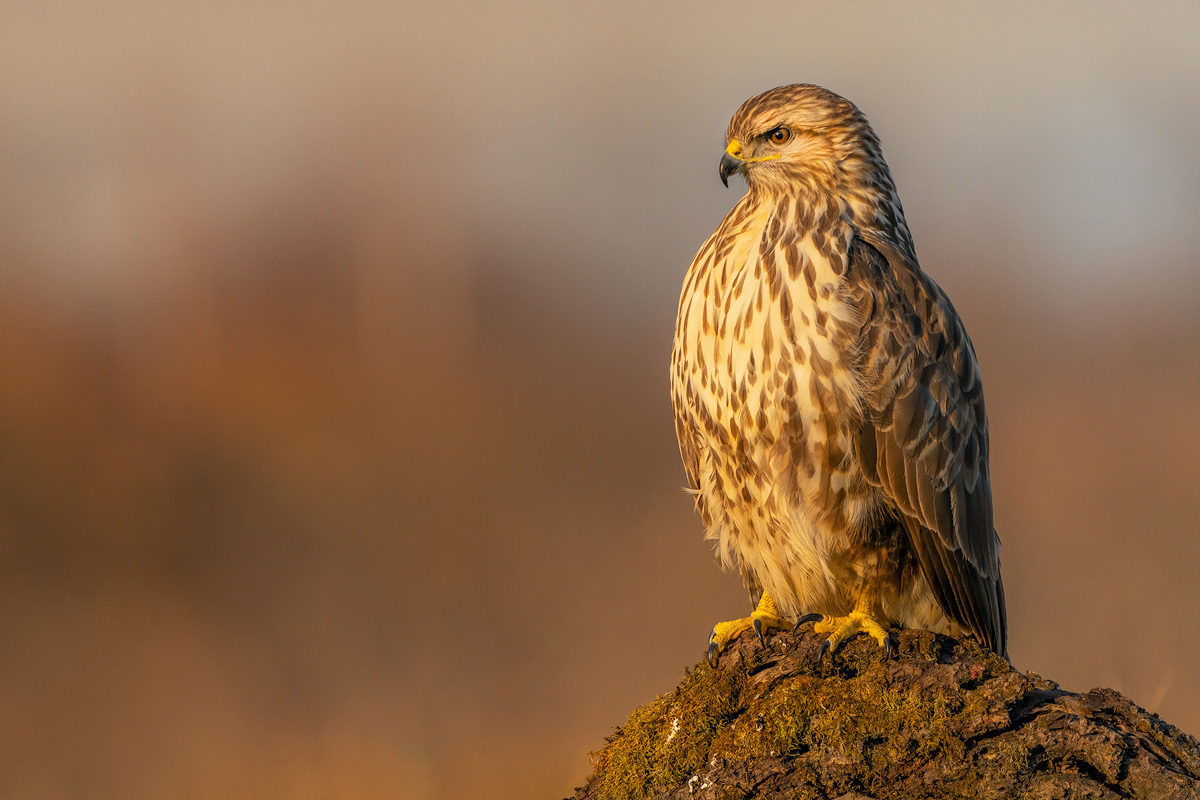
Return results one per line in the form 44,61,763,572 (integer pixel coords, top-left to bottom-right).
795,608,894,661
707,591,789,668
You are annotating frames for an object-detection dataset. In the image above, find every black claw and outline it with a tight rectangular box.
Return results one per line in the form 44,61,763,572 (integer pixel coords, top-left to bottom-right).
817,639,832,662
707,640,720,668
793,613,824,633
752,617,767,649
884,633,895,659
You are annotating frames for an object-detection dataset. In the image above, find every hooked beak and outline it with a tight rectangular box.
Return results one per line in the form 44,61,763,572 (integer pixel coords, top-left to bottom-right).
719,140,746,187
719,152,745,187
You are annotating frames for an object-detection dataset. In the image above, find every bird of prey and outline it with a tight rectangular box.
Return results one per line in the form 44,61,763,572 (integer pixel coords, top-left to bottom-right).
670,84,1007,666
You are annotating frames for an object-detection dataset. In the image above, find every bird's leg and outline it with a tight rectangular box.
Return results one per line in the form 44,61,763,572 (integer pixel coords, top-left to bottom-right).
707,590,789,667
794,594,893,661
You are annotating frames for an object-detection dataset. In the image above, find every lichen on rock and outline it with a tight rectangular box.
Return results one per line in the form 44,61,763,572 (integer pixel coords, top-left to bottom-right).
572,628,1200,800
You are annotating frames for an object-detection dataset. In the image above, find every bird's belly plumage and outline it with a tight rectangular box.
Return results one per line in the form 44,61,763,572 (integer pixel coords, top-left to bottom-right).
671,213,883,620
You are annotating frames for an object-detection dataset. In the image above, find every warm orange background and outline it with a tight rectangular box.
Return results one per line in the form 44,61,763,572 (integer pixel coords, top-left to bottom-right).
1,3,1198,799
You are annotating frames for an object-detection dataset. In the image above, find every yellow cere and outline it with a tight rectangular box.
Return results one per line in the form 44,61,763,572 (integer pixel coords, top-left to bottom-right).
725,137,781,164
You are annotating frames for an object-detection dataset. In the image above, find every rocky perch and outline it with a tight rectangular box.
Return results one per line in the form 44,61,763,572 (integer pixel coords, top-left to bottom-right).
572,627,1200,800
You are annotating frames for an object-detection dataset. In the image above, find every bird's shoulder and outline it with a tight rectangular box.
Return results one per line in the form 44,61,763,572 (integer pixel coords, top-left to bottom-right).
843,229,990,525
842,231,983,418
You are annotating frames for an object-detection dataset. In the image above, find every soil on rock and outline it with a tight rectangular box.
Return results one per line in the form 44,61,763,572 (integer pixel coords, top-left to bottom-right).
572,627,1200,800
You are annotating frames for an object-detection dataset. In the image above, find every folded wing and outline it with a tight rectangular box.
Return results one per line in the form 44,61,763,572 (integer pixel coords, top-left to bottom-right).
847,234,1007,657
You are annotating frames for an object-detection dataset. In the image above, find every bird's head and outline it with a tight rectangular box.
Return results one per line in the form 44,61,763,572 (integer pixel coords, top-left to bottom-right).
718,84,888,198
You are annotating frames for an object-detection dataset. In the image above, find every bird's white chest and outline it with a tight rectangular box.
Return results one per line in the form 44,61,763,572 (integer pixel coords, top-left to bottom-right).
675,218,861,452
671,197,888,617
672,210,873,615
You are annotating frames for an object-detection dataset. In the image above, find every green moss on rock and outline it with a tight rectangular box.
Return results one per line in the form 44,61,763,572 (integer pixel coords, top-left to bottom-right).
574,628,1200,800
587,663,746,800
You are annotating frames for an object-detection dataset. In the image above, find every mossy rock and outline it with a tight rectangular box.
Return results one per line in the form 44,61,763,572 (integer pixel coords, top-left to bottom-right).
573,627,1200,800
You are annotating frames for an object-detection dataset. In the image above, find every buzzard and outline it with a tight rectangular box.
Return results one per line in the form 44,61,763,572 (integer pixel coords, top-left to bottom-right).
670,85,1007,666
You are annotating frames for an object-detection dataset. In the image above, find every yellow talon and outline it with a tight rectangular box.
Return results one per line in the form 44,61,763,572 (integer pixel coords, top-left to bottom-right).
808,602,893,660
707,591,789,667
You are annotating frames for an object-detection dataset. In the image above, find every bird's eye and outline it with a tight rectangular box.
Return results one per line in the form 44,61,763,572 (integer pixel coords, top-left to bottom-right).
767,127,792,145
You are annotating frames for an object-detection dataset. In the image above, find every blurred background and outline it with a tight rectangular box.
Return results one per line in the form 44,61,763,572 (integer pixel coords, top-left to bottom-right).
1,1,1198,798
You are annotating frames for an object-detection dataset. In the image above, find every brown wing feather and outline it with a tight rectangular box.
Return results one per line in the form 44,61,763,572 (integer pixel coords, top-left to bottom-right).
848,233,1007,657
